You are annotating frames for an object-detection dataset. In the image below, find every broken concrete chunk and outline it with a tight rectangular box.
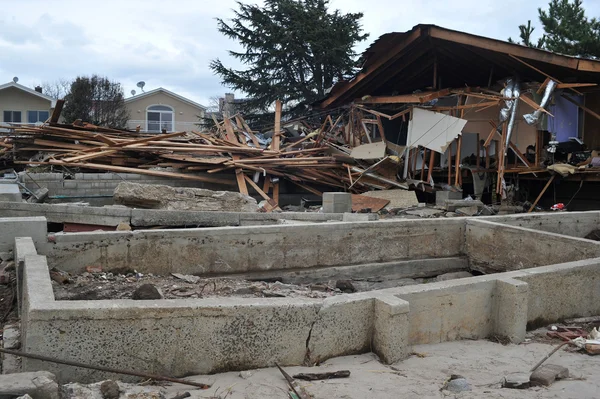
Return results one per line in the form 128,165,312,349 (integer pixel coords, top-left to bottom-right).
530,364,569,387
239,370,254,379
116,222,132,231
114,182,258,212
443,376,471,392
455,206,479,216
171,273,201,284
502,372,530,389
132,284,163,300
405,208,444,218
335,280,356,293
0,371,59,399
436,271,473,282
100,380,120,399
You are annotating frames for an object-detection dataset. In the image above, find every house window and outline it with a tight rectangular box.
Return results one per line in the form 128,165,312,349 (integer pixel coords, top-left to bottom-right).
27,110,50,123
147,105,174,132
3,111,21,123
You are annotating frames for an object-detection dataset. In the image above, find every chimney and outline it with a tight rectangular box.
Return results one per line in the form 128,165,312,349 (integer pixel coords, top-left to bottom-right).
34,86,43,93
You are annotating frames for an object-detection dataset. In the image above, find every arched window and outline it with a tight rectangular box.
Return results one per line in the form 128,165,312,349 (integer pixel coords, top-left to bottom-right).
147,105,174,132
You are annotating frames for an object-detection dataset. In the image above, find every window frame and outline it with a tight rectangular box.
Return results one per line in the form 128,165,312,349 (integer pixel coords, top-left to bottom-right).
27,110,50,124
146,104,174,133
3,110,22,123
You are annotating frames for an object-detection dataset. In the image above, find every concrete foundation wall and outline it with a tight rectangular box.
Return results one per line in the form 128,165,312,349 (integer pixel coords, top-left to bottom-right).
0,201,343,228
484,211,600,238
0,217,47,252
22,235,600,382
41,218,466,275
465,219,600,272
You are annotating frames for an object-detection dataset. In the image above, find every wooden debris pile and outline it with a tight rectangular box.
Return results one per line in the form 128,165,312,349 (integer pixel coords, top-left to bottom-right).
0,100,405,208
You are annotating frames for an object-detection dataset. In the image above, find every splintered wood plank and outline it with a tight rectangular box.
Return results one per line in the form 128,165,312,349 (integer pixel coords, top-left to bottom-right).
351,194,390,212
50,99,65,123
243,174,270,201
232,155,249,195
19,160,236,185
528,175,556,213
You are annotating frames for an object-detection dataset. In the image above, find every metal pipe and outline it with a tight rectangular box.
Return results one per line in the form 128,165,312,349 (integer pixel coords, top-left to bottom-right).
499,78,515,122
505,81,521,152
0,348,210,389
524,80,557,125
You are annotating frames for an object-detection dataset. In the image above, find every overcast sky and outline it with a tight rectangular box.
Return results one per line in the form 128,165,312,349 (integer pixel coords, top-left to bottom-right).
1,0,599,106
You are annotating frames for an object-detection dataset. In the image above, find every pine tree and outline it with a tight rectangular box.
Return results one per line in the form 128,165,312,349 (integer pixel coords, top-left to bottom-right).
538,0,600,57
62,75,130,129
508,20,545,48
508,0,600,58
210,0,368,119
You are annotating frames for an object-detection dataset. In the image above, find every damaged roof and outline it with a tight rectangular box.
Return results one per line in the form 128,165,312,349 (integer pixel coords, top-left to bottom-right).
318,24,600,109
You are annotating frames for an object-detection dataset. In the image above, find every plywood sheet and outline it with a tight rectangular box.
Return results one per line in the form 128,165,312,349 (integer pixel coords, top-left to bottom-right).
350,141,386,159
351,194,390,212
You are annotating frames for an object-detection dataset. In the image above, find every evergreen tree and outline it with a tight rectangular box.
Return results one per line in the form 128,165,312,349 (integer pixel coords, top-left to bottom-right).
210,0,368,119
62,75,130,129
508,0,600,58
508,20,545,48
539,0,600,57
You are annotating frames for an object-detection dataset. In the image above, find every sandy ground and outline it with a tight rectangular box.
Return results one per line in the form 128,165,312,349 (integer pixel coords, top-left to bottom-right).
161,340,600,399
361,189,419,209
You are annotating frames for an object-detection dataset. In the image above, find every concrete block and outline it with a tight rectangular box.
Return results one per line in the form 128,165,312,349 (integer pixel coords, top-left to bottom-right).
436,190,462,206
493,278,528,343
323,192,352,214
63,181,77,189
0,371,58,399
397,278,497,344
308,295,374,364
2,324,21,374
342,213,378,222
0,217,47,252
373,294,410,364
530,364,569,386
444,199,483,211
0,184,22,202
76,182,92,189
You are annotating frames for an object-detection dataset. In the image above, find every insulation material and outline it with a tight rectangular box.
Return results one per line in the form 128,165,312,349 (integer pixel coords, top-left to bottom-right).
407,108,467,153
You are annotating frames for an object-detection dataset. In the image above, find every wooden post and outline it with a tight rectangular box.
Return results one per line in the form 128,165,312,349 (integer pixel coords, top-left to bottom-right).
412,146,419,178
420,148,427,181
427,149,435,183
476,133,480,168
273,180,280,204
273,99,282,151
447,141,453,186
535,130,541,166
455,135,462,187
528,175,555,213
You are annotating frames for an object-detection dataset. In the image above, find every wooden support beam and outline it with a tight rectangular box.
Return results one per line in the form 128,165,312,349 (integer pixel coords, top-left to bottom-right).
356,89,451,104
429,100,499,112
273,99,282,150
50,100,65,124
519,95,553,116
455,135,462,186
528,175,556,213
243,174,270,201
508,54,583,95
561,93,600,122
389,107,412,121
272,181,280,204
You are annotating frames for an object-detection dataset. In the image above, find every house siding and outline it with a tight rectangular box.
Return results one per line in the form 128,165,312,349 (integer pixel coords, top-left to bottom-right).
125,91,205,132
0,87,53,123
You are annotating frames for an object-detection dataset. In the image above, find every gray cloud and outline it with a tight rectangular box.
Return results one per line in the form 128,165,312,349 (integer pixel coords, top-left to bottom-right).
2,0,599,106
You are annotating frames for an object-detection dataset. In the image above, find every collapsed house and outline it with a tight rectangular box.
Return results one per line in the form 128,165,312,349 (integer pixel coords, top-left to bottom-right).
316,24,600,208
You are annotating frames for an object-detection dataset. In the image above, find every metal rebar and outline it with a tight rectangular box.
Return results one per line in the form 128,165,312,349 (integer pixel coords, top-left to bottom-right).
0,348,210,389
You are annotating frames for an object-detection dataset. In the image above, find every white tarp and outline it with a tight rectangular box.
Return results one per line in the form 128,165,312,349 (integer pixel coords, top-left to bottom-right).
407,108,468,153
